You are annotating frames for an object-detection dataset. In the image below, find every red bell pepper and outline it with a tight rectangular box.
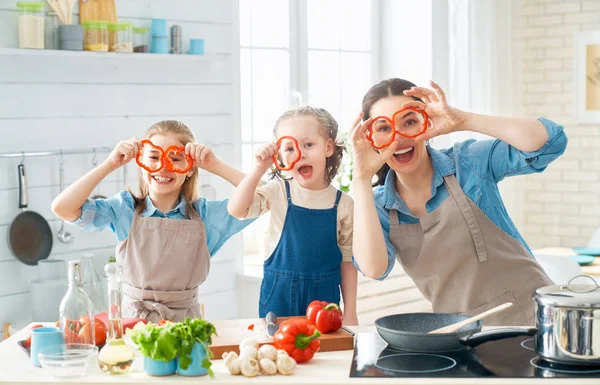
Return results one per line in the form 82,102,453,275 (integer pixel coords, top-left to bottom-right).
306,300,343,334
272,318,321,363
164,146,194,173
273,136,302,171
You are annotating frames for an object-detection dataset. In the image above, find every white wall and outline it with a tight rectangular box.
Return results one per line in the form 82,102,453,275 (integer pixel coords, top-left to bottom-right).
513,0,600,248
0,0,241,329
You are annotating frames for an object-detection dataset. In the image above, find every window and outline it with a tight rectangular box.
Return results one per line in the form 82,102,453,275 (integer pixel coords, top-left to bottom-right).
239,0,377,275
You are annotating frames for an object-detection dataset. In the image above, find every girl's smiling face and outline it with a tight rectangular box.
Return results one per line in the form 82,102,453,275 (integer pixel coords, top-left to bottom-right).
140,134,194,197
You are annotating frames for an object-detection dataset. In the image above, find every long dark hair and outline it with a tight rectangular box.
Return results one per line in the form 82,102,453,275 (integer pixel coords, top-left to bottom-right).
361,78,422,187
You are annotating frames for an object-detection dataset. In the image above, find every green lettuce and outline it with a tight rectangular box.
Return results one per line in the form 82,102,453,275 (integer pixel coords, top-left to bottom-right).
129,318,218,379
129,322,179,362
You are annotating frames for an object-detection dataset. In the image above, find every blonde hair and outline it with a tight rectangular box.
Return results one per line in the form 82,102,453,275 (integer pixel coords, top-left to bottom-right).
128,120,199,219
270,106,345,183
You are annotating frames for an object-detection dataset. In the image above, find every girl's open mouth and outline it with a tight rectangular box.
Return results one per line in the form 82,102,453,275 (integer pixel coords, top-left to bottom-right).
298,165,313,179
152,175,174,184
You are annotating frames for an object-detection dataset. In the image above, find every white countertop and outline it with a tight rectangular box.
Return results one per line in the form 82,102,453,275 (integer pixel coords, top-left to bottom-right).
0,324,597,385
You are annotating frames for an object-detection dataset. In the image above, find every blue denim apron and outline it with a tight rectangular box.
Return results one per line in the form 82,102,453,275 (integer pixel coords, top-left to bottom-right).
258,180,343,317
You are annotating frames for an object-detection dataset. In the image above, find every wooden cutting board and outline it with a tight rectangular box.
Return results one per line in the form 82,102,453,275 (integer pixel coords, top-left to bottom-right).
208,317,354,360
79,0,117,23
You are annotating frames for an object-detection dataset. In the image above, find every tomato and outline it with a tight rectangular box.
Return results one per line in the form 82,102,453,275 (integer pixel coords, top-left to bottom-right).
78,318,107,346
158,320,167,326
63,326,80,343
25,324,43,346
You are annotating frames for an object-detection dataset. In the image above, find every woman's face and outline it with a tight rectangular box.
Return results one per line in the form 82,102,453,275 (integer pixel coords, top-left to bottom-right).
369,95,428,174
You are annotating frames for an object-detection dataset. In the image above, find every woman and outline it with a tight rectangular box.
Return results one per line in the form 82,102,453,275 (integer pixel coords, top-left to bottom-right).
350,79,567,326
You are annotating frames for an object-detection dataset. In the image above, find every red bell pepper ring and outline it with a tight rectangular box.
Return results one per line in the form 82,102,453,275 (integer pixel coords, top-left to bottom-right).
164,145,194,173
272,318,321,363
306,300,343,334
367,106,430,149
135,139,195,174
273,136,302,171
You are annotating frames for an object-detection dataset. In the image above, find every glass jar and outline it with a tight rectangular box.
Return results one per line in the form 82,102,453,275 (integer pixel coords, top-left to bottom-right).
97,263,135,375
132,27,149,53
59,261,95,345
44,11,59,50
82,20,108,51
108,22,132,53
16,2,45,49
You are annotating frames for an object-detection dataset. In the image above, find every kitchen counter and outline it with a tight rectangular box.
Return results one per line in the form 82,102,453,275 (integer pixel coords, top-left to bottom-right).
0,324,597,385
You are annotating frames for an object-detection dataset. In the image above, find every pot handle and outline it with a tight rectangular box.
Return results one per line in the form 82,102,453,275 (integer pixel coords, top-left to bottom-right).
459,327,537,347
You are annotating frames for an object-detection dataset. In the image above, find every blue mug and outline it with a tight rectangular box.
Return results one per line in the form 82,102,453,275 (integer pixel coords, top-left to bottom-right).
144,357,177,376
30,327,64,367
177,342,208,376
189,39,205,55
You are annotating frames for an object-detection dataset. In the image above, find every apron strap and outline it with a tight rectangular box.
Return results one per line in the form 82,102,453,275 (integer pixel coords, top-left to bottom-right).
389,207,399,225
284,180,292,203
333,190,342,208
444,175,488,262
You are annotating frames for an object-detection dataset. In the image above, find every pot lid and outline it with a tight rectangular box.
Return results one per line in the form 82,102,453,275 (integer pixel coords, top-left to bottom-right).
535,276,600,308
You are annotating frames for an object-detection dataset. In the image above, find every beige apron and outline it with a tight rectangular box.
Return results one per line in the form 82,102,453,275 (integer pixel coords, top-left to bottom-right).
389,174,553,326
115,207,210,323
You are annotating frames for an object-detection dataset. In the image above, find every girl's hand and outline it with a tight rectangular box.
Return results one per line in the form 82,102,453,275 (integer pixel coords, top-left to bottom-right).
402,80,468,143
105,138,142,169
254,143,278,172
349,113,398,180
185,143,218,171
343,312,359,326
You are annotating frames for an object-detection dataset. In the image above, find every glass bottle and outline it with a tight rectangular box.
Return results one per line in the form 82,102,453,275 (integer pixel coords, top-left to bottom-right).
81,253,106,314
97,263,135,375
59,260,95,345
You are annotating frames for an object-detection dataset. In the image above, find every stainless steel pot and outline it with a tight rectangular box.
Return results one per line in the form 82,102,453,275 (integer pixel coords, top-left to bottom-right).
533,275,600,365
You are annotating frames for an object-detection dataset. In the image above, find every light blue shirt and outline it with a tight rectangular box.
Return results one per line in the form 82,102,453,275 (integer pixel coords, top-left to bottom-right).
71,191,255,257
355,117,568,280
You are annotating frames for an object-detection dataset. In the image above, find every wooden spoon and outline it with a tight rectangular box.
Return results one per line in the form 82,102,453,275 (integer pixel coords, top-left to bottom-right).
428,302,514,334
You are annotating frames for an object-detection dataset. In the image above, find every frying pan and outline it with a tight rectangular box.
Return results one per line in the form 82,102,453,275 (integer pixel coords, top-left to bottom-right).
375,313,536,353
8,164,53,265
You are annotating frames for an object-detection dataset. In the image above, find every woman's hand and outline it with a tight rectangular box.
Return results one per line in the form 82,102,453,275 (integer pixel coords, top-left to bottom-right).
402,80,468,143
254,143,277,172
185,143,219,171
349,112,398,180
105,138,142,170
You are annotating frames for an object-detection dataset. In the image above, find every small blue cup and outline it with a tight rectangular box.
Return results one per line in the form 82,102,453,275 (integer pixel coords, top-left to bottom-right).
144,356,177,376
189,39,205,55
177,342,208,376
150,18,168,37
30,327,64,367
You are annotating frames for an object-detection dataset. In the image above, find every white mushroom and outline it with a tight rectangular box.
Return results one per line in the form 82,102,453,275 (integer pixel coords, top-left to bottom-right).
240,357,260,377
222,352,241,375
239,345,258,359
239,337,259,350
258,344,278,361
277,349,289,356
276,354,297,375
259,358,277,375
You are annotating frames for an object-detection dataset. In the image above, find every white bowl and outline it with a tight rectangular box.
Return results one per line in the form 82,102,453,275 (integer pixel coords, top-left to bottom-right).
38,343,98,378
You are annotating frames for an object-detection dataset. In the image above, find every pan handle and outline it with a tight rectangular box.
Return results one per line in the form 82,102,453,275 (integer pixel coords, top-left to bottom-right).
459,327,537,347
18,164,28,210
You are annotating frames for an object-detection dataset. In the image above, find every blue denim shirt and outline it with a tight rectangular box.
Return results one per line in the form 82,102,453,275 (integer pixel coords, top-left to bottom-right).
71,191,255,257
355,117,567,280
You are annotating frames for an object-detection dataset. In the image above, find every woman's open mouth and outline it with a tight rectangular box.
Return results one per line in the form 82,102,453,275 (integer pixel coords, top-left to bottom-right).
393,147,415,163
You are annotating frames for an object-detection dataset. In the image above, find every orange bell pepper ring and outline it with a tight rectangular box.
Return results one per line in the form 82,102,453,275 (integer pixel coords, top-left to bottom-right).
136,139,194,174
